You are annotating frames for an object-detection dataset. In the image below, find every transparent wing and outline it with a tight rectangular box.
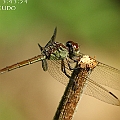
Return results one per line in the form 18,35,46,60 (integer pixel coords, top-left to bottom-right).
90,62,120,90
84,78,120,106
45,27,57,48
47,59,120,91
47,59,71,86
47,59,120,105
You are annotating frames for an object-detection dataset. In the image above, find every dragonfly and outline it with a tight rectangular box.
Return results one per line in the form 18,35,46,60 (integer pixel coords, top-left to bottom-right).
0,28,120,106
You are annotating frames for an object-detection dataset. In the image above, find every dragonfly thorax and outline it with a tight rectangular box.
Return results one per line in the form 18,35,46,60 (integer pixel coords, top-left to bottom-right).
42,42,69,60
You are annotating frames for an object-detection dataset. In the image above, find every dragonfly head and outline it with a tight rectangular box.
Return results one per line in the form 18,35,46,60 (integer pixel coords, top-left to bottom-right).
66,41,80,57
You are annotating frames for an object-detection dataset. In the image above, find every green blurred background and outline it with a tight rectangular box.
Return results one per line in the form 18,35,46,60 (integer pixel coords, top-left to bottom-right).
0,0,120,120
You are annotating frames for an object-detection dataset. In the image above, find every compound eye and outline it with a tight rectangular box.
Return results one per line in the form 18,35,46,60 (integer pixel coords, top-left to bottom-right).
66,41,73,48
66,41,80,56
72,42,79,49
66,41,79,50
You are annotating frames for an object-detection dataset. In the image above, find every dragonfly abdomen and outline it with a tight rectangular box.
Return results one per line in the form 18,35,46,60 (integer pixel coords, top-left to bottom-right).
0,55,45,74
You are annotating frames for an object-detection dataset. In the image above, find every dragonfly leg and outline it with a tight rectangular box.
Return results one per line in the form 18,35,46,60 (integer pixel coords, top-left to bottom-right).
61,60,70,78
72,80,79,92
61,59,79,92
67,60,80,70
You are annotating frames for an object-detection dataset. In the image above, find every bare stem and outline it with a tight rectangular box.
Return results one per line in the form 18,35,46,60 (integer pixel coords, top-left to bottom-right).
53,67,89,120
